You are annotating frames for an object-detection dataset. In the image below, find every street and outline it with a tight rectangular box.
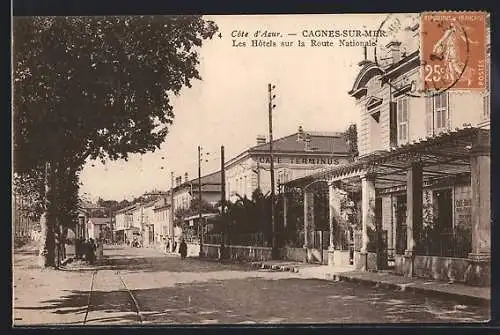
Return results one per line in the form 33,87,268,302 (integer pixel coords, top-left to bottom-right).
13,245,490,325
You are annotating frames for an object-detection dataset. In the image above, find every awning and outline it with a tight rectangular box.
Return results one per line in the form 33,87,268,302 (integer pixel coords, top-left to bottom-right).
284,127,489,193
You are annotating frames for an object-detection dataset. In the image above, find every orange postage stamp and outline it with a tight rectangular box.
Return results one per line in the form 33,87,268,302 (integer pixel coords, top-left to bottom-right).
421,11,488,92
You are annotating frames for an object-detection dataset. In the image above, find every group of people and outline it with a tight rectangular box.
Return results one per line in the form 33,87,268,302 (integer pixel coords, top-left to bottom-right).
164,237,188,259
75,238,98,264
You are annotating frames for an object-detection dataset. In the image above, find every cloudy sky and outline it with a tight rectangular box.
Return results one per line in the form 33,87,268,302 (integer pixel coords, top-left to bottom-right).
79,13,414,201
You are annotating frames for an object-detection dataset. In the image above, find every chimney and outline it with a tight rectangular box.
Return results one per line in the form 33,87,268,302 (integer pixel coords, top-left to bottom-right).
175,176,182,187
256,135,266,145
304,133,311,151
184,172,189,183
386,41,402,64
297,126,304,141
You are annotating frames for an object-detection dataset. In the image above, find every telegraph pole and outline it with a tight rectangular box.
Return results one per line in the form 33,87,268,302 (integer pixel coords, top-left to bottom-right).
268,83,278,259
221,145,226,209
220,145,226,243
169,171,175,252
198,145,203,257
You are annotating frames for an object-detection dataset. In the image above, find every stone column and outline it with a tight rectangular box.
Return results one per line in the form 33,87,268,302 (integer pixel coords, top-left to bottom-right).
466,142,491,286
404,162,423,277
328,183,342,267
283,195,288,230
303,190,314,262
358,174,375,270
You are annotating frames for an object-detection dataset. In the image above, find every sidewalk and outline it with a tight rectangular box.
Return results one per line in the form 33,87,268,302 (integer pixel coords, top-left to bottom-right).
13,252,93,326
239,260,490,307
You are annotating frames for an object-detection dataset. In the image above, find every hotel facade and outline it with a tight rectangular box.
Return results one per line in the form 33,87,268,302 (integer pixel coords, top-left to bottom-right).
284,29,490,286
225,128,352,203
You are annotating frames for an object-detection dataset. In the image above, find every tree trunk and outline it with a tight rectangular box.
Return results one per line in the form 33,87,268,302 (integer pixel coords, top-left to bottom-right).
39,161,55,268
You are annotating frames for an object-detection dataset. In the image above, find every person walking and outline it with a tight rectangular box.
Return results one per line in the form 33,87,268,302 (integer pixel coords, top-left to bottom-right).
179,239,187,260
87,238,97,265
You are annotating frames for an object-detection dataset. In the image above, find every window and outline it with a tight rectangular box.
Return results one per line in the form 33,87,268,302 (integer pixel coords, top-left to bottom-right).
433,93,449,131
483,93,490,120
397,97,409,143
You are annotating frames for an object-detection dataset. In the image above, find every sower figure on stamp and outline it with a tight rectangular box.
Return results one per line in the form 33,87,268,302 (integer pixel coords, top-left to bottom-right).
430,21,479,85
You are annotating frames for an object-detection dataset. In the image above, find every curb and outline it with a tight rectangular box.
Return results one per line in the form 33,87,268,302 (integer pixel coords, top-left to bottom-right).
330,274,490,307
198,258,489,306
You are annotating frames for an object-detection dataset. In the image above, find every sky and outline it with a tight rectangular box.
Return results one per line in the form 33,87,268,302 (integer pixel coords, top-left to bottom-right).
78,13,412,202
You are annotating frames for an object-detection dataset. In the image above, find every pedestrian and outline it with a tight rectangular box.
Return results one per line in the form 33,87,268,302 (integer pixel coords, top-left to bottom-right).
75,238,81,259
179,239,187,259
87,238,97,265
218,241,226,262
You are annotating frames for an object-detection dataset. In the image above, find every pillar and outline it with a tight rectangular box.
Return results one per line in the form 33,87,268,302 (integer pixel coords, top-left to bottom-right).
303,190,314,262
404,162,423,277
358,174,375,270
466,141,490,286
328,183,342,266
283,195,288,230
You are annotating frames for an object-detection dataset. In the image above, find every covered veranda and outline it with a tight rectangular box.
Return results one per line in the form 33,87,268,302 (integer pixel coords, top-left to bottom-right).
283,127,490,286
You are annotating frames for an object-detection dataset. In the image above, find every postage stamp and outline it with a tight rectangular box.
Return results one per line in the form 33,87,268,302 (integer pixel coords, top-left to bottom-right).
420,11,488,92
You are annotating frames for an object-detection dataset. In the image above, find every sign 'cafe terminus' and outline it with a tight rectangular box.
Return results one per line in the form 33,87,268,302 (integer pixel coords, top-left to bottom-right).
254,154,343,166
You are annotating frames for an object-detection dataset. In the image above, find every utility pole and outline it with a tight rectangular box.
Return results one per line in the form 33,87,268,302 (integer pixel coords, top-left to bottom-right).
221,145,226,210
268,83,278,259
221,145,226,243
169,171,175,252
198,145,203,257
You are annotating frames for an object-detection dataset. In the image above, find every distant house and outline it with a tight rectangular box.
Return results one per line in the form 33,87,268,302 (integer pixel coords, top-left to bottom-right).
153,197,171,246
87,217,111,240
172,171,222,211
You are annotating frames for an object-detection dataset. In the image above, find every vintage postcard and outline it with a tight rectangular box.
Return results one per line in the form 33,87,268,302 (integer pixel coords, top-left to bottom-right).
12,12,491,326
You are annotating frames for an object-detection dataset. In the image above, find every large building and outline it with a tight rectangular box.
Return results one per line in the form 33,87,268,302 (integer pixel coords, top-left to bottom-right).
284,22,490,286
287,26,491,285
225,127,352,202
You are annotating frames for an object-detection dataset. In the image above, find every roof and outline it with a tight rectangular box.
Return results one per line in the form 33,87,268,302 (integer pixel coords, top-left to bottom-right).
249,131,349,154
284,127,488,192
143,199,157,208
153,197,171,210
88,218,111,225
191,184,221,193
183,213,219,221
175,170,222,191
78,200,105,210
115,203,138,214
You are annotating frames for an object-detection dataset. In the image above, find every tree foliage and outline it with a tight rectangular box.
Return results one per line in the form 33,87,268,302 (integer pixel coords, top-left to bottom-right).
343,123,358,160
12,15,218,267
13,15,218,173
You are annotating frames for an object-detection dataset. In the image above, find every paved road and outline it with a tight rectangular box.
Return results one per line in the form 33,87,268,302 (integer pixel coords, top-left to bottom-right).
13,245,490,325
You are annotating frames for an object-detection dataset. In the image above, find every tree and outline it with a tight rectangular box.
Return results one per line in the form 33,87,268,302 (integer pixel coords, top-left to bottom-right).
13,16,218,267
344,123,358,161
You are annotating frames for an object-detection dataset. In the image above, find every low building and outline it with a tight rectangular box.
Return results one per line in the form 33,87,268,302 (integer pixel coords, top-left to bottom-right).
87,218,111,240
172,171,222,211
152,196,171,246
142,200,157,247
113,203,136,244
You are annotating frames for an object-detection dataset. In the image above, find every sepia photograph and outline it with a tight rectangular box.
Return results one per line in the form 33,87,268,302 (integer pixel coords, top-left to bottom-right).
12,12,491,326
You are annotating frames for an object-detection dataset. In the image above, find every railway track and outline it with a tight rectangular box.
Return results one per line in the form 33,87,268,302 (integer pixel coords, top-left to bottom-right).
83,270,143,325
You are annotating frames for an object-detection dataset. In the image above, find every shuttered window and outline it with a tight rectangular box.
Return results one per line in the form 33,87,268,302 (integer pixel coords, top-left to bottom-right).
433,93,449,132
397,97,409,143
425,95,433,136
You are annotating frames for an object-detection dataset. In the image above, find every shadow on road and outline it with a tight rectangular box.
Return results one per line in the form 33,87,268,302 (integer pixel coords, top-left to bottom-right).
15,275,489,325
